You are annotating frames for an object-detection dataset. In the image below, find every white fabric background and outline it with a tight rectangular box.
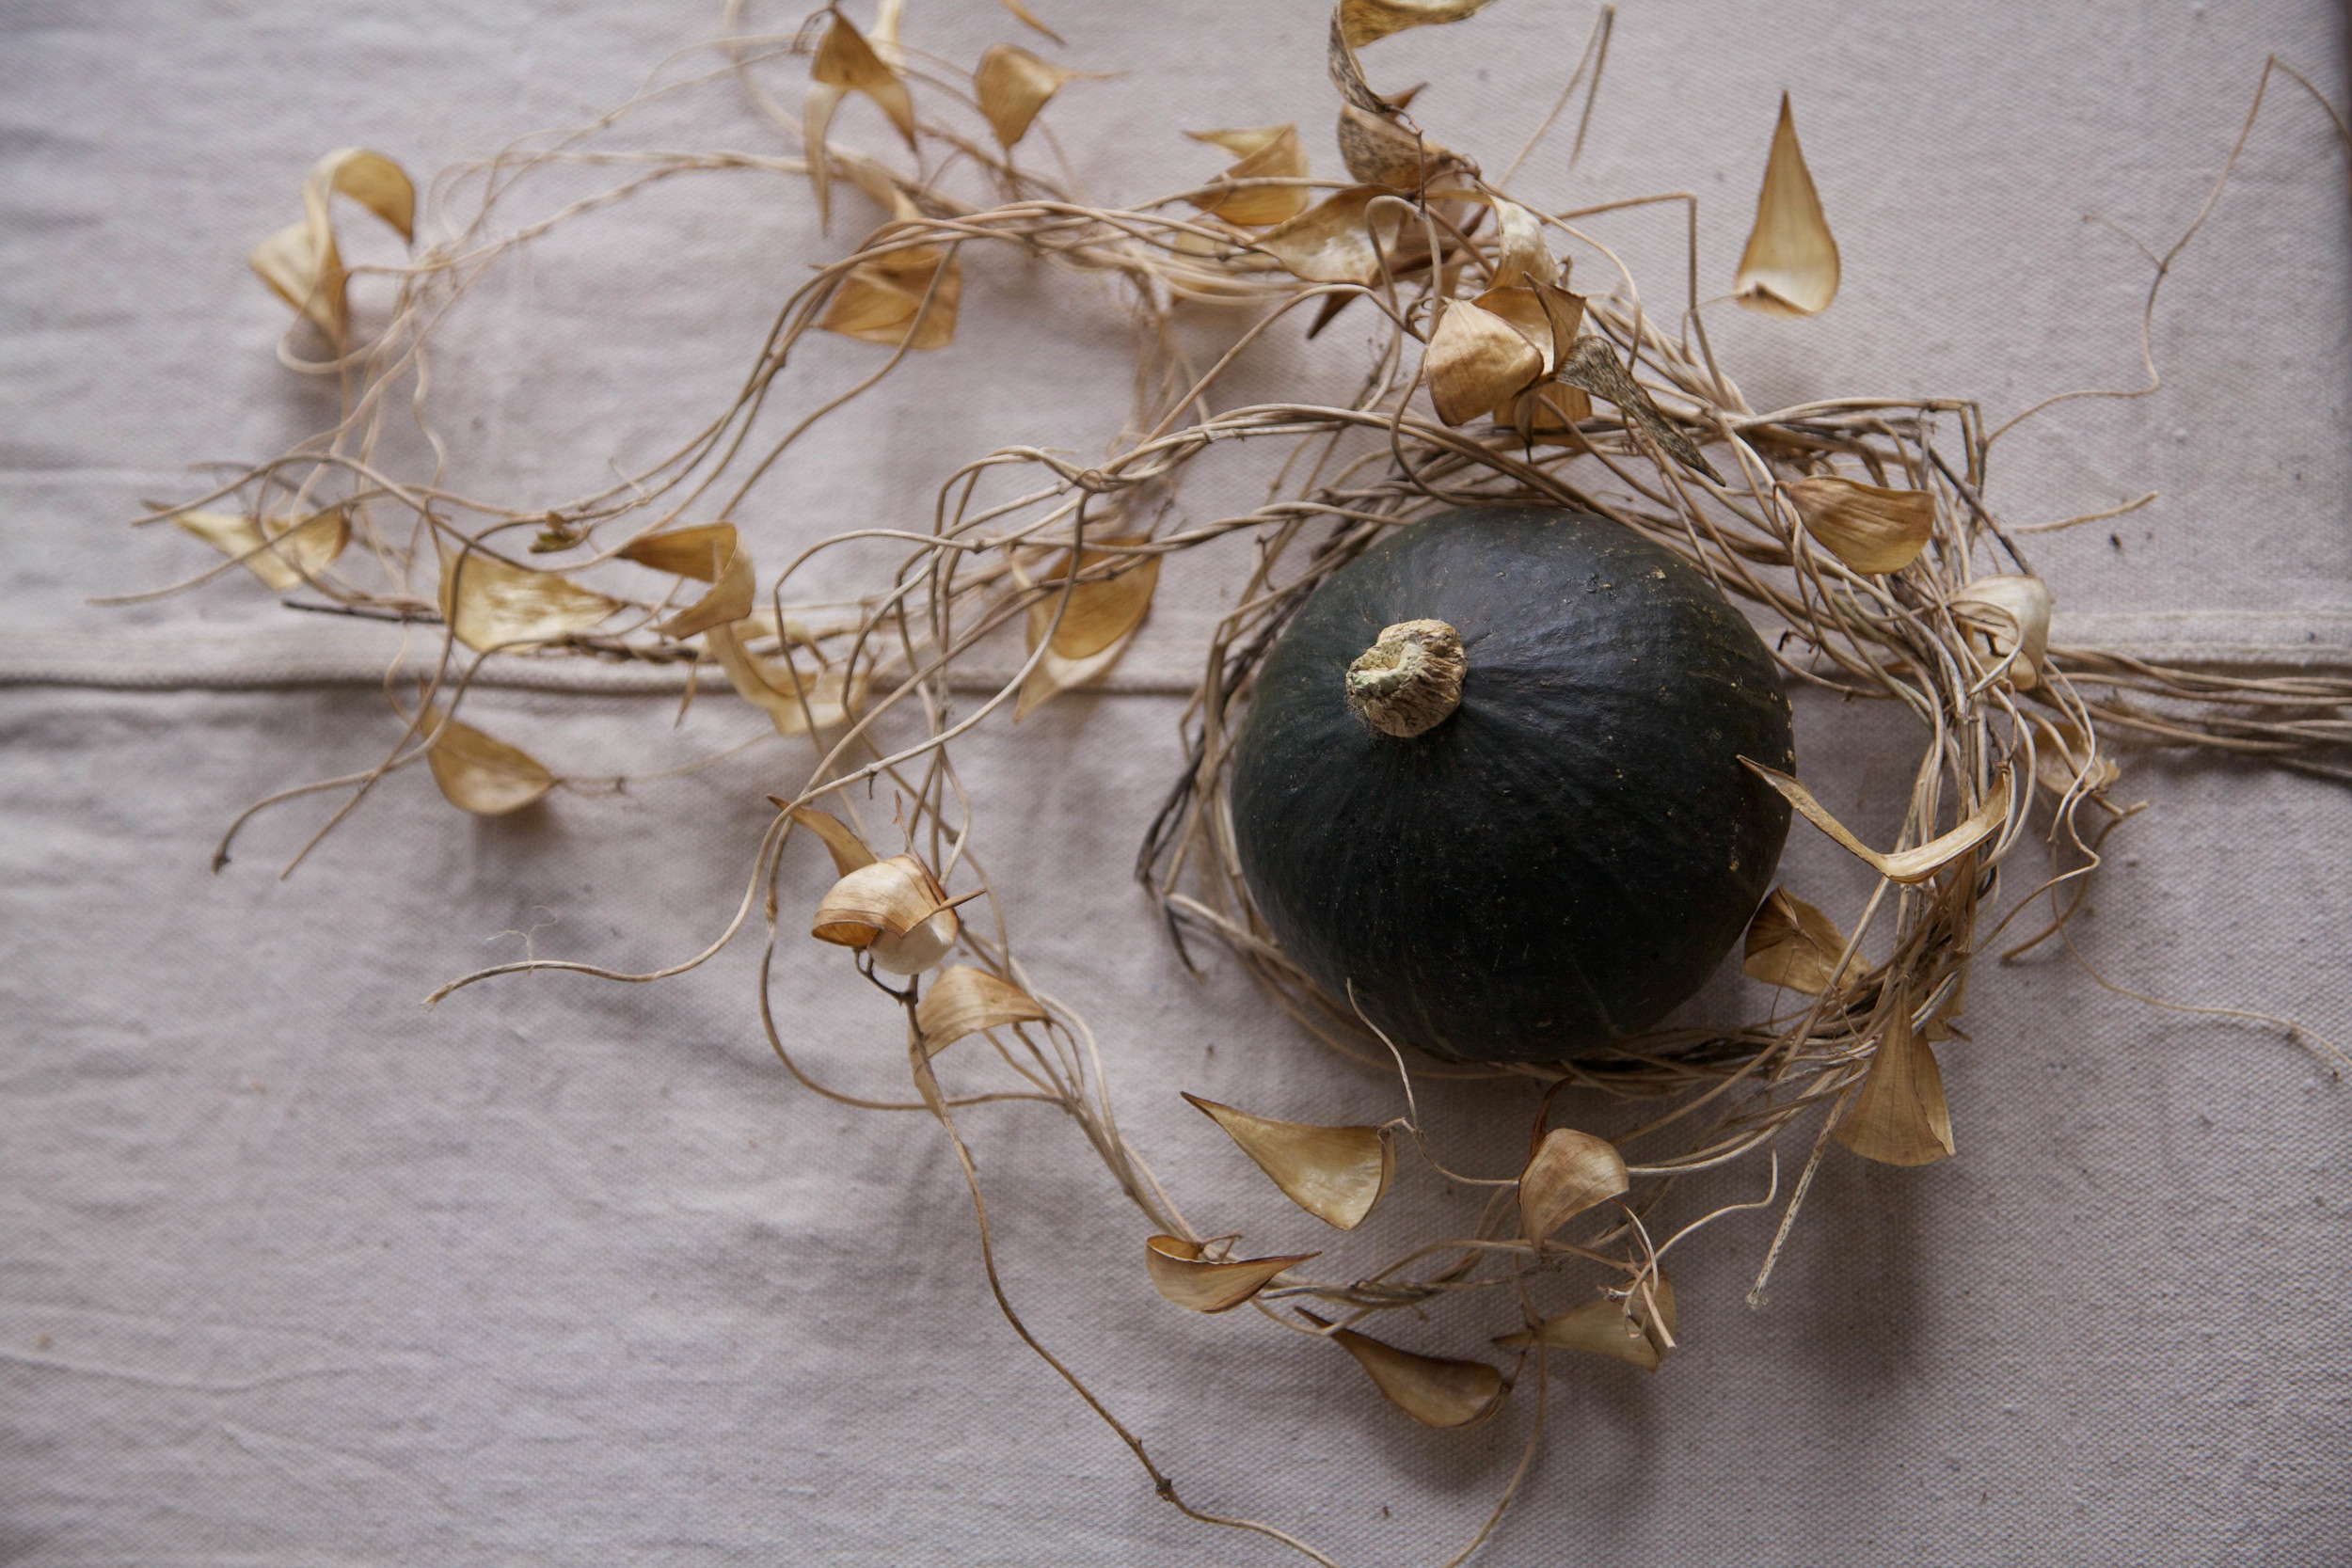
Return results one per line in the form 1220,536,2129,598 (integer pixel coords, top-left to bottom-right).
5,2,2349,1563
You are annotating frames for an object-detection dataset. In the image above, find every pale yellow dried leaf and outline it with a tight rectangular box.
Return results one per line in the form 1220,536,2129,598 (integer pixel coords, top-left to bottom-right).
787,805,877,878
820,250,963,350
1253,185,1391,285
1425,297,1543,427
1183,1093,1393,1230
1318,1317,1507,1428
1518,1127,1629,1243
813,8,916,144
1496,382,1594,444
1950,575,2053,690
1742,886,1848,995
1497,1298,1660,1370
437,549,620,653
618,524,738,581
1470,285,1556,375
1337,103,1454,189
812,853,961,974
1014,539,1161,719
1836,1007,1955,1165
2026,713,2119,800
1736,93,1840,317
1742,760,2011,886
247,148,415,346
976,44,1076,150
803,83,846,230
1144,1235,1317,1315
175,509,348,592
998,0,1064,45
425,712,555,817
1339,0,1499,47
1490,199,1551,288
916,964,1047,1056
1786,476,1933,574
1014,623,1133,720
707,621,864,736
1186,123,1310,228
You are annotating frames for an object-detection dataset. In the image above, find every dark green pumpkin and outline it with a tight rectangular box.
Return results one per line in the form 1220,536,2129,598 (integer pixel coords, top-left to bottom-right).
1228,505,1795,1062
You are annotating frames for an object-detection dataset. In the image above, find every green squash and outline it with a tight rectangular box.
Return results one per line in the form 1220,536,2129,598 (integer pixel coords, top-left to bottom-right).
1228,505,1795,1062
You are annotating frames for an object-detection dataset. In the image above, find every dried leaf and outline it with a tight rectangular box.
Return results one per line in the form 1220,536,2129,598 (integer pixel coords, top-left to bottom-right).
1253,185,1393,286
1186,123,1310,228
1015,539,1161,718
1553,335,1720,482
787,805,877,878
997,0,1064,45
1741,760,2012,886
813,8,916,144
1742,886,1849,995
2026,714,2119,800
1467,285,1556,374
425,712,555,817
1144,1235,1317,1315
174,509,348,592
1425,298,1544,426
707,620,864,736
622,524,755,639
1496,381,1594,444
437,548,620,653
976,44,1076,150
820,238,963,351
1950,575,2054,690
1518,1127,1629,1243
1489,198,1550,289
1184,1094,1393,1230
1735,93,1840,317
1836,1006,1955,1165
247,149,415,347
1497,1280,1678,1370
1337,103,1454,189
1326,10,1392,116
916,964,1048,1056
803,2,913,228
811,853,961,974
1785,476,1933,574
1338,0,1499,47
1311,1313,1507,1428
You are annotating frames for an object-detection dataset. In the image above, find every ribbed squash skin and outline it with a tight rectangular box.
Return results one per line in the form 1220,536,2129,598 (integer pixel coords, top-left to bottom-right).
1229,506,1794,1062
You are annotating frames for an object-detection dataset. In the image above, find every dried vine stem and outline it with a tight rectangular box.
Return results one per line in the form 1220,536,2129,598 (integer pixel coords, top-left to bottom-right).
134,7,2351,1562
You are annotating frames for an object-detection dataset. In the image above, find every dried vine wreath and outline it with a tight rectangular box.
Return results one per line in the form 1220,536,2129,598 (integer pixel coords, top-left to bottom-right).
120,2,2352,1561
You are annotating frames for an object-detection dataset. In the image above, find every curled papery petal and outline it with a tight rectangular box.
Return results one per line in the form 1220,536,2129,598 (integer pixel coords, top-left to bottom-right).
1496,1277,1677,1370
916,964,1046,1056
707,622,864,736
1252,186,1393,285
812,854,961,974
1835,1006,1956,1165
1186,124,1311,228
2026,714,2119,800
1518,1127,1629,1243
1735,93,1839,317
1426,298,1544,426
1785,476,1933,575
425,713,555,817
1742,887,1849,995
437,549,620,653
1306,1312,1507,1428
1338,0,1499,47
175,509,347,592
976,44,1077,150
247,148,415,346
1183,1094,1393,1230
622,524,755,639
1144,1235,1318,1314
819,243,963,351
785,805,878,878
813,8,916,145
1489,199,1550,289
1741,760,2012,885
1950,575,2053,690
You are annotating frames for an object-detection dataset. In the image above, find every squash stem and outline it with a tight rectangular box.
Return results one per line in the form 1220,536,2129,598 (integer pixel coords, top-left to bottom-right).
1346,618,1466,738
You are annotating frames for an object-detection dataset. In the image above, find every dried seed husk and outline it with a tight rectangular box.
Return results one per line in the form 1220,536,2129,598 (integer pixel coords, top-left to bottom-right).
1735,93,1840,317
1742,886,1849,995
1337,103,1454,189
1950,575,2054,690
1518,1127,1629,1243
819,235,963,351
1742,760,2012,886
1489,198,1550,289
1306,1311,1507,1428
1338,0,1499,47
247,148,415,347
1015,539,1161,717
1785,475,1933,575
785,805,877,878
2026,713,2120,800
437,548,620,653
622,524,755,639
1252,185,1394,286
1553,335,1720,482
1497,1276,1678,1370
1144,1235,1318,1314
1187,123,1311,228
916,964,1047,1056
424,712,555,817
1425,297,1544,426
975,43,1076,150
1835,1006,1956,1165
804,1,912,230
1183,1093,1393,1230
1469,285,1557,375
174,509,348,592
811,853,961,974
707,621,864,736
